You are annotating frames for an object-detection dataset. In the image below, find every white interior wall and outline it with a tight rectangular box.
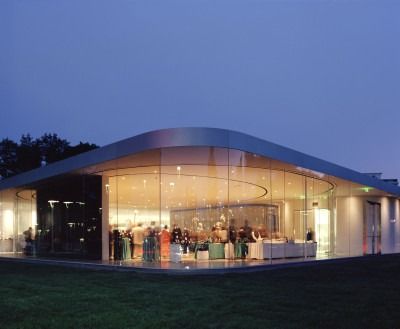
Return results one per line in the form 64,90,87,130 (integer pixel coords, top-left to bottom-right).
335,197,350,256
348,197,363,256
1,202,14,240
380,197,390,253
396,199,400,253
0,189,16,252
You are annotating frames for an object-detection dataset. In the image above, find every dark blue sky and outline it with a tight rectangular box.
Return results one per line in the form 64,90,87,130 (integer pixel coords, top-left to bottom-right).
1,1,399,178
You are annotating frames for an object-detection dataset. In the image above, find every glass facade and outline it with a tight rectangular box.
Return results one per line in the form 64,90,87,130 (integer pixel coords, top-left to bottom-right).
0,146,399,267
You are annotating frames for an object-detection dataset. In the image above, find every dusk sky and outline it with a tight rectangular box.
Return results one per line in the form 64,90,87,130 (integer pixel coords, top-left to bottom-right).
2,1,399,178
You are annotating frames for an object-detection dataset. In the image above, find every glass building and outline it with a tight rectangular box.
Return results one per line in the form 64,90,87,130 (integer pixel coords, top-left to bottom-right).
1,128,399,269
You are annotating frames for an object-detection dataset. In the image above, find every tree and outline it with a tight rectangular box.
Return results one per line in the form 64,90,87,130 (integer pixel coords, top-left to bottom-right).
36,133,70,164
16,134,41,172
64,142,98,158
0,133,98,179
0,138,19,178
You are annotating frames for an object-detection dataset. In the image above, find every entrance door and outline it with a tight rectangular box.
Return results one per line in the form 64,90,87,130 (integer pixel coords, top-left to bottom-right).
364,201,381,255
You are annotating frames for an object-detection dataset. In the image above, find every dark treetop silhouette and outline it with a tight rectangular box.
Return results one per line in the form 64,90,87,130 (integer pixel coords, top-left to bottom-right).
0,133,98,179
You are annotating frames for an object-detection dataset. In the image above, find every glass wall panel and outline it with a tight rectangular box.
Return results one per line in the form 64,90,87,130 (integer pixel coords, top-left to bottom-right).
285,171,306,258
269,169,285,262
229,149,271,261
16,189,37,254
161,147,229,262
34,174,101,259
106,170,118,260
105,149,161,261
118,167,160,261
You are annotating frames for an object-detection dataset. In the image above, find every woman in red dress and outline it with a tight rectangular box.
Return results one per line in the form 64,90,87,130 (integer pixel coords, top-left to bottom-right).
159,225,171,258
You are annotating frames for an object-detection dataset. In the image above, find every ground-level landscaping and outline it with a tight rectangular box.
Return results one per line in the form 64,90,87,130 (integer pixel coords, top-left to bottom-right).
1,255,400,329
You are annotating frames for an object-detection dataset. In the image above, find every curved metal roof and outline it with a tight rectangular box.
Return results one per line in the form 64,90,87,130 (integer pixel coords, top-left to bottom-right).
1,127,399,196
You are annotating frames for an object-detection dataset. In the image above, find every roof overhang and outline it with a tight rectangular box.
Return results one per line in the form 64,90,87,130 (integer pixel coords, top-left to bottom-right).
1,127,399,197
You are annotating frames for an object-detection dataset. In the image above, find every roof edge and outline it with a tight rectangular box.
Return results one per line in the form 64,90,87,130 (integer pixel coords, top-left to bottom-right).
0,127,399,196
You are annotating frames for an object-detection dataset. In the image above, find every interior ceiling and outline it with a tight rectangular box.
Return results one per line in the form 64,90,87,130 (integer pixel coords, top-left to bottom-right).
106,165,335,209
74,147,394,210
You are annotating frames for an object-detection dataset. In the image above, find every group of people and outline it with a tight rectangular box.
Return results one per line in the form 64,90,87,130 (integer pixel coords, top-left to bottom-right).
109,222,191,261
109,219,286,262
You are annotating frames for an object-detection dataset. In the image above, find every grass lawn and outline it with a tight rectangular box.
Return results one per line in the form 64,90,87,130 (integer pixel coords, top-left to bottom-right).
1,255,400,329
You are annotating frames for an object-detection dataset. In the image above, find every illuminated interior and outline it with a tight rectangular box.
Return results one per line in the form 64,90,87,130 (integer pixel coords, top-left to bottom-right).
100,147,335,262
0,145,397,266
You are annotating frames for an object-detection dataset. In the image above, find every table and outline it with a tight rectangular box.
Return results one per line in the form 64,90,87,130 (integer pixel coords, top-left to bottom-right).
170,244,182,263
263,241,285,259
196,250,209,260
248,242,264,260
121,237,131,260
194,243,209,260
261,240,318,259
208,243,225,259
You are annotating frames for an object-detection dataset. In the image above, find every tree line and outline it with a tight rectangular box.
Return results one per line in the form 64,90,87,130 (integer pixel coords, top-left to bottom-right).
0,133,98,179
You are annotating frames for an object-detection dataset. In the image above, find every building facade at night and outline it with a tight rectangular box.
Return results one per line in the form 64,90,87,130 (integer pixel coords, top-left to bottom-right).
1,128,399,268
